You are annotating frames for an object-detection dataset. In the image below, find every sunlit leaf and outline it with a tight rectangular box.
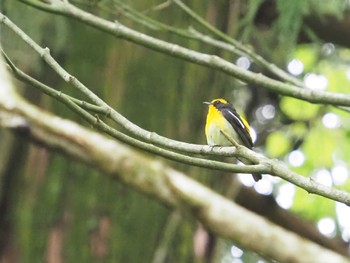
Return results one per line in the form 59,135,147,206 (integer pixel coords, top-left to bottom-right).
292,187,335,221
302,127,337,168
339,130,350,165
280,97,320,121
294,45,318,72
322,64,350,93
289,122,308,137
266,130,292,157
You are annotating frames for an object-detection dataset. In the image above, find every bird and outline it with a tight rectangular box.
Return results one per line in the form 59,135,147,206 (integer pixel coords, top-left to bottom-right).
204,98,262,182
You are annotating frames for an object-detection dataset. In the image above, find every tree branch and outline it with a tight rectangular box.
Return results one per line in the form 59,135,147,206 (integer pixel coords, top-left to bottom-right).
1,49,266,175
16,0,350,107
2,12,350,205
168,173,350,263
0,63,349,263
171,0,305,87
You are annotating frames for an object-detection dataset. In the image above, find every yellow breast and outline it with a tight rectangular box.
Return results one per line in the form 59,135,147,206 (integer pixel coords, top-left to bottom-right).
205,105,236,146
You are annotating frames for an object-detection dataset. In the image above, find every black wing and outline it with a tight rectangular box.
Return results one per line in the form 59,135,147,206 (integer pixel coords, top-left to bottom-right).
220,105,253,149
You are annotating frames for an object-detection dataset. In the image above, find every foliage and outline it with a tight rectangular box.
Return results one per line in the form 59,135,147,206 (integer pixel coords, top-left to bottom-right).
265,44,350,226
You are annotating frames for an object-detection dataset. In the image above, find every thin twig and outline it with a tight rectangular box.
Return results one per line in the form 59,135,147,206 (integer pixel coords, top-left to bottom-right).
171,0,305,87
109,1,303,86
110,1,245,57
2,49,266,174
220,130,240,147
1,49,106,115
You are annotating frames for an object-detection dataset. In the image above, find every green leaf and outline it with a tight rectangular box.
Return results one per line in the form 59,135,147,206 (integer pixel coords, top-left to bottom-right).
302,127,337,168
322,64,350,93
294,45,318,71
289,122,308,137
292,187,335,221
280,97,320,121
266,131,292,157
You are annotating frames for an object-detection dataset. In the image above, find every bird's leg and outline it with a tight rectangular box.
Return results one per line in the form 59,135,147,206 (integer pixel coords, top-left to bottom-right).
208,144,222,152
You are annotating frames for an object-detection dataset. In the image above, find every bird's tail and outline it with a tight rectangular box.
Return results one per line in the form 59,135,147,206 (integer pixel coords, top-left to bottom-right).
252,173,262,182
237,157,262,182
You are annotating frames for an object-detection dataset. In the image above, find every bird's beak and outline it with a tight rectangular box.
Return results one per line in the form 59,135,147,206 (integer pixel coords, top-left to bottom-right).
203,101,211,105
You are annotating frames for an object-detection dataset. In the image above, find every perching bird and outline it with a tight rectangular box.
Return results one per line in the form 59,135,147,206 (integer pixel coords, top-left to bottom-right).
204,98,262,182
